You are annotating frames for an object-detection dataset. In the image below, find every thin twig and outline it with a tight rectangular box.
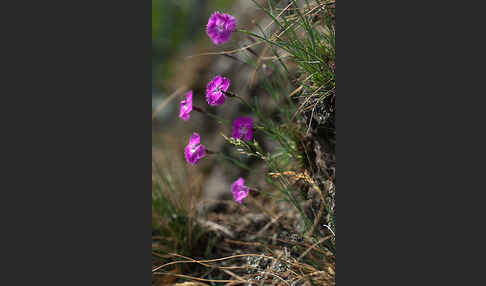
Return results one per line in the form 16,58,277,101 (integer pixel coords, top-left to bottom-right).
152,253,277,272
153,271,252,284
185,42,263,59
297,235,332,261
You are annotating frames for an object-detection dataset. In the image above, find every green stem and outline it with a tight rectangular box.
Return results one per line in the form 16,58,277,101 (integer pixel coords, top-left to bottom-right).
193,105,228,124
223,91,257,114
215,152,251,171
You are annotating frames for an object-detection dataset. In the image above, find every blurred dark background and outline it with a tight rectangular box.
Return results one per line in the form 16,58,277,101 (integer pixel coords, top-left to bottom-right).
152,0,233,95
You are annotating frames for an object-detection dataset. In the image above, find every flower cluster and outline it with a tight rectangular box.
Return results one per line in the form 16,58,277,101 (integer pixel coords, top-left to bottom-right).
177,12,254,204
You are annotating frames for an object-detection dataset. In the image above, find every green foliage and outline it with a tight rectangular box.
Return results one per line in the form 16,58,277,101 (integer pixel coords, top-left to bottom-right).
152,157,213,271
242,0,335,99
152,0,236,85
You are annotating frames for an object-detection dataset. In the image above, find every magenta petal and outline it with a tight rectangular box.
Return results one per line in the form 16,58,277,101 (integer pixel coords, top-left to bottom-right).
220,77,230,92
179,103,189,120
184,145,196,164
213,75,223,86
186,90,193,102
189,133,200,146
179,91,193,121
196,144,206,159
232,122,242,139
233,177,244,188
184,145,198,165
212,93,226,105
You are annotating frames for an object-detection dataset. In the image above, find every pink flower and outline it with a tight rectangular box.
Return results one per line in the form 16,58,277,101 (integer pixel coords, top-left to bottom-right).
184,133,207,165
231,177,250,204
232,117,253,141
179,90,193,121
206,11,236,45
206,75,230,106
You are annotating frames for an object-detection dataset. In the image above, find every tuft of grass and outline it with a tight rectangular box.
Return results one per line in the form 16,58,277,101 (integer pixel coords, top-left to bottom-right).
152,139,217,284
